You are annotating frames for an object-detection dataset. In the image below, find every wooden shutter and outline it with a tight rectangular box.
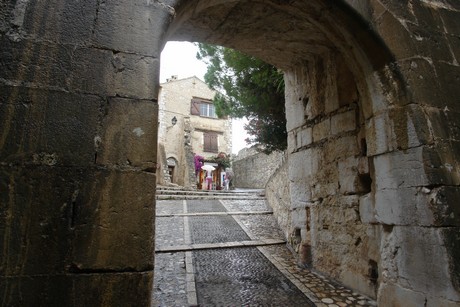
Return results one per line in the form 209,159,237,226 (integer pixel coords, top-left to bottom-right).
210,133,218,152
190,99,200,115
203,132,218,153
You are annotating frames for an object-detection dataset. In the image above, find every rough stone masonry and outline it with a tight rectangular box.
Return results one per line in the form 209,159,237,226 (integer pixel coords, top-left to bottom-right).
1,1,459,306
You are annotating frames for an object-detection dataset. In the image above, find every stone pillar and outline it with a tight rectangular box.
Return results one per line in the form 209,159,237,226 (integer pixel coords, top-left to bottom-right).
0,1,173,305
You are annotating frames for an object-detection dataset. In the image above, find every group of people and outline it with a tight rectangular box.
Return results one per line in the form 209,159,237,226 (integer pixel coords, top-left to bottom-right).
204,169,233,190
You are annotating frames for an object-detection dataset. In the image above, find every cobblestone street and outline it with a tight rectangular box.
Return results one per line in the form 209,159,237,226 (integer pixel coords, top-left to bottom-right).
153,189,377,306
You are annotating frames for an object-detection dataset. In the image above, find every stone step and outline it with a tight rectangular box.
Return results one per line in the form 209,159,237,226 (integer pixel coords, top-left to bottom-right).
156,189,260,197
156,194,266,200
156,186,266,201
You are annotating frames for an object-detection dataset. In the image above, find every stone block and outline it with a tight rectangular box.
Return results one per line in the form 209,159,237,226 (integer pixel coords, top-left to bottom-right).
296,127,312,148
288,149,315,181
323,135,360,163
378,282,427,307
0,37,73,89
373,10,418,60
289,180,312,209
429,187,460,226
435,62,460,111
284,69,307,131
437,5,460,33
424,140,460,186
359,194,379,224
373,146,457,190
19,0,97,45
98,97,158,169
287,130,296,153
288,150,315,206
91,0,172,56
387,226,460,300
441,227,460,294
72,169,155,271
373,187,433,225
291,207,307,229
369,184,460,227
338,157,370,195
0,275,72,306
366,112,390,156
0,166,155,276
336,57,359,108
74,271,154,307
0,85,100,167
373,147,427,189
390,104,432,149
341,270,376,300
70,47,160,99
0,271,153,307
312,118,330,142
324,53,339,114
0,166,86,276
398,58,458,111
285,98,306,131
406,24,454,65
358,156,369,174
446,33,460,65
311,182,338,200
331,109,356,136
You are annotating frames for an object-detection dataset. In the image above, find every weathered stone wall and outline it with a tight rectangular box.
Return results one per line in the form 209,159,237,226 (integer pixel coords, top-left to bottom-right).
232,147,285,189
265,152,291,240
0,1,170,305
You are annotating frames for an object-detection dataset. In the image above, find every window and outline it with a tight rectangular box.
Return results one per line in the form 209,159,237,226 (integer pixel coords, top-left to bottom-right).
200,103,216,118
190,98,217,118
203,132,218,153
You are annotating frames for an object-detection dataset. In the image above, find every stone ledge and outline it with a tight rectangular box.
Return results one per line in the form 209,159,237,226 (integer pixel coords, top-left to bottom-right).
156,211,274,217
155,239,286,253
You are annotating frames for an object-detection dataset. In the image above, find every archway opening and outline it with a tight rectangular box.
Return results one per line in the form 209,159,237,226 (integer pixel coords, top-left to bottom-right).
160,0,405,299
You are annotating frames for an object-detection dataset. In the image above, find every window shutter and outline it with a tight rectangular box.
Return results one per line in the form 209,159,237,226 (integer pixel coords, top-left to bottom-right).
210,134,218,153
203,133,210,152
203,132,218,153
190,99,200,115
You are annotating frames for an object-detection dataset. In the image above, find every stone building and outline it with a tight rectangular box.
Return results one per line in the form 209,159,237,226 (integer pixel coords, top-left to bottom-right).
1,1,459,306
157,76,232,187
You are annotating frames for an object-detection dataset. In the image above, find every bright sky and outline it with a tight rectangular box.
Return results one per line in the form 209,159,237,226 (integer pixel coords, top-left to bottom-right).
160,41,248,155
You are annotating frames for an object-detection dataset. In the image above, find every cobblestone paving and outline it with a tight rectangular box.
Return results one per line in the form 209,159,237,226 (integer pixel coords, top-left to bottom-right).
153,252,188,307
189,216,250,244
220,199,271,212
236,214,285,240
187,199,227,213
156,200,184,215
258,245,377,307
154,195,377,307
193,247,314,306
156,216,185,246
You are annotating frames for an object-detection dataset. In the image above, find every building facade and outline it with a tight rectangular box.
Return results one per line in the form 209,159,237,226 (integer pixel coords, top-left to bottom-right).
157,76,232,188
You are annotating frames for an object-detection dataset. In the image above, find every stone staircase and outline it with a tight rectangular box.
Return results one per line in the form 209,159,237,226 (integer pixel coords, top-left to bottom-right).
156,185,266,200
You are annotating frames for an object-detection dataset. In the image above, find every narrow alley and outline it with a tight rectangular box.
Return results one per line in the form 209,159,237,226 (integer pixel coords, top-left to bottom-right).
153,187,377,306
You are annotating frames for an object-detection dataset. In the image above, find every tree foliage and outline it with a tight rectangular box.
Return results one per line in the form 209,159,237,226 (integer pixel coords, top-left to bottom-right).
196,43,287,153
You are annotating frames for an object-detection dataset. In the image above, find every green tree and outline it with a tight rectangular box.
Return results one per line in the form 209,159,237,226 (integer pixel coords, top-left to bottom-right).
196,43,287,153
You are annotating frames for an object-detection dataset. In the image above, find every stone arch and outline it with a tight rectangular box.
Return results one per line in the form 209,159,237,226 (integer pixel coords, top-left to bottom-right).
1,1,458,306
165,0,460,304
166,156,179,183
